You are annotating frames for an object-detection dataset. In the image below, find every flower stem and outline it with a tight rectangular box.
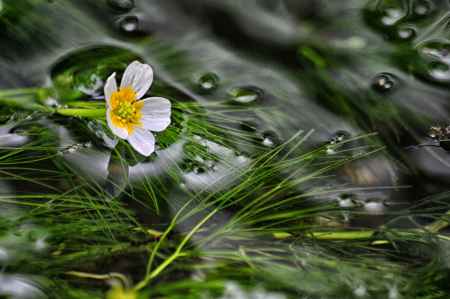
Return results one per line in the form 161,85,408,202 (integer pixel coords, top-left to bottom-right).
56,108,105,118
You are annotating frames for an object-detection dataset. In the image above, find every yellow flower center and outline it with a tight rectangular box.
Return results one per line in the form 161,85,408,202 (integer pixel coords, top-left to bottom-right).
109,87,144,134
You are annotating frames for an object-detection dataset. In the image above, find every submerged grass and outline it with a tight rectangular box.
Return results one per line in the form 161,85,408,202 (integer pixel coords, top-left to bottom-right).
0,93,448,299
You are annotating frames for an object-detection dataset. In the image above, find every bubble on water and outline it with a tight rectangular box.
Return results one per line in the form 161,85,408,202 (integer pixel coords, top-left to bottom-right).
120,15,139,34
107,0,135,12
381,9,404,26
397,26,416,40
228,86,263,104
197,72,220,93
372,73,396,92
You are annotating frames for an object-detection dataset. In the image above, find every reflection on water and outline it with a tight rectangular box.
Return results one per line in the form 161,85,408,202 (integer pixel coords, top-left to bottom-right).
0,274,46,299
0,123,29,147
1,0,450,298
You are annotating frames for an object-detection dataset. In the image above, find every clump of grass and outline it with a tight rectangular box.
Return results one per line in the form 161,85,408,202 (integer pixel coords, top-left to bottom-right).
0,90,448,299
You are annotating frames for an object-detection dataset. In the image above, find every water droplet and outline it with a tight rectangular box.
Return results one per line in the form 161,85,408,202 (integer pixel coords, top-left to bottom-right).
397,27,416,40
428,61,450,82
414,1,433,16
236,155,249,164
44,97,60,108
64,144,83,154
107,0,134,12
326,147,336,155
34,237,47,252
337,193,357,208
228,86,263,104
120,15,139,34
421,41,450,61
193,166,206,174
261,131,279,148
354,285,367,298
193,155,205,164
329,130,351,145
388,285,399,299
335,130,350,142
419,41,450,82
197,73,220,93
381,8,404,26
207,161,217,171
179,182,187,191
262,137,274,147
371,73,396,92
364,199,385,215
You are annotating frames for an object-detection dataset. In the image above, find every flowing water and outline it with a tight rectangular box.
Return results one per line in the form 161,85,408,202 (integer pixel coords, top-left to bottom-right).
1,1,450,298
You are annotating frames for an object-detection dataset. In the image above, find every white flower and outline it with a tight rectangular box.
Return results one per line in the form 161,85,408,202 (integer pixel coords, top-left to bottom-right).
104,61,171,156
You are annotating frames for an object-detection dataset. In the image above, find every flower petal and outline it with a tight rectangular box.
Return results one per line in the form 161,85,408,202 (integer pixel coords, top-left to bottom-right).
140,97,171,132
128,128,155,156
104,72,117,107
107,108,128,139
120,61,153,99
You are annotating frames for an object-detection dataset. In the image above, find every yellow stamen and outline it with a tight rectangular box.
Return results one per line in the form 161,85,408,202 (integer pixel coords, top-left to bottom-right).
109,87,143,134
